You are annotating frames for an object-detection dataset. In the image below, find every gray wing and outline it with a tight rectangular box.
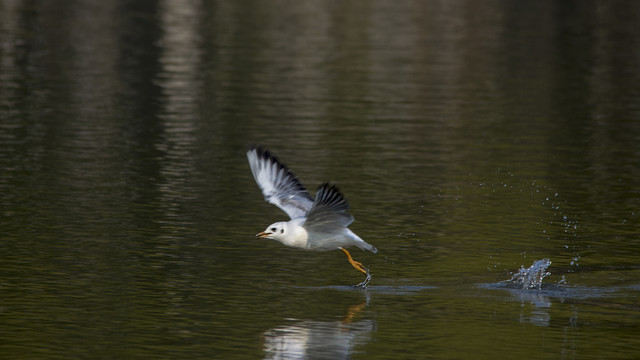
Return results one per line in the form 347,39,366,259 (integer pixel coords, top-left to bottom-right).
303,183,354,233
247,146,314,219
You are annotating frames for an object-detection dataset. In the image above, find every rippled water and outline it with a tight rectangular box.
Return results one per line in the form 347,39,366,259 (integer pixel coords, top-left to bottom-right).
1,0,640,359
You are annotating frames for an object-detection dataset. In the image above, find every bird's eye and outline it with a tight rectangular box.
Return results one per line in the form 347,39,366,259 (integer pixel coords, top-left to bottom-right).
280,229,284,233
271,227,277,232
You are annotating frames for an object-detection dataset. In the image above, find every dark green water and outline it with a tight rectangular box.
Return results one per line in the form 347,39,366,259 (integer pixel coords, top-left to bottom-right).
1,0,639,358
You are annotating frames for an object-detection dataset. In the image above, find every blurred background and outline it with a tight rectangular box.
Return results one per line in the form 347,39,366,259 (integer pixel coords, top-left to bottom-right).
1,0,639,358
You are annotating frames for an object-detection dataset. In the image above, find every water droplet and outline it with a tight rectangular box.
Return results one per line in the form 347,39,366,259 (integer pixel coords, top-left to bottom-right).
557,275,567,285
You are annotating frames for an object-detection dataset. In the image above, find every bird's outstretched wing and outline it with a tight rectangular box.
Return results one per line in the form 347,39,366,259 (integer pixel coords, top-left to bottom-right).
247,145,314,219
303,183,354,233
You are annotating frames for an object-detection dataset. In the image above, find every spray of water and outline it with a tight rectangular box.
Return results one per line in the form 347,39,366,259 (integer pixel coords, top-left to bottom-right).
505,258,552,289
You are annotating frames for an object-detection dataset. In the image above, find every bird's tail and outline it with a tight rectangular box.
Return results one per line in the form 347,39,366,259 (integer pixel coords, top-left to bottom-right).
347,229,378,253
359,242,378,254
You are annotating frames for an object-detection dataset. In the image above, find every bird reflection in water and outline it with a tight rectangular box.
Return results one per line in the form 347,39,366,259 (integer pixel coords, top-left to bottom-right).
262,301,374,359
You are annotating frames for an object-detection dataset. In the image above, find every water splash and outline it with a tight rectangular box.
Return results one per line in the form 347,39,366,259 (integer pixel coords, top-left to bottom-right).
506,259,551,289
539,189,582,271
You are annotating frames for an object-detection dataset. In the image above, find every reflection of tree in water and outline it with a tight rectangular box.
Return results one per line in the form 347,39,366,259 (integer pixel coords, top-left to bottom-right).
263,301,375,359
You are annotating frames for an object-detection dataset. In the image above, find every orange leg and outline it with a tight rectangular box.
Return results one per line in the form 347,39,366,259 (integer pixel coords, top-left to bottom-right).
340,247,372,287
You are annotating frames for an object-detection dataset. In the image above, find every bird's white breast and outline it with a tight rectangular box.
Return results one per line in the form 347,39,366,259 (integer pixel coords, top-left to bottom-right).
281,223,309,249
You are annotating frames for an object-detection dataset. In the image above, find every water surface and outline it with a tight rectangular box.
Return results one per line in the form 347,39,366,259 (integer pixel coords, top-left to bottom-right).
1,0,639,358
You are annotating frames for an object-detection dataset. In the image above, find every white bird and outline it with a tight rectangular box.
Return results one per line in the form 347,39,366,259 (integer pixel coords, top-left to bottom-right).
247,145,377,287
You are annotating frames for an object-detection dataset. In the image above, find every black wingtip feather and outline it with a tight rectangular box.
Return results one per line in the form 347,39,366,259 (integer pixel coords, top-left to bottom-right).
315,182,350,212
247,145,276,164
247,144,268,159
248,145,313,202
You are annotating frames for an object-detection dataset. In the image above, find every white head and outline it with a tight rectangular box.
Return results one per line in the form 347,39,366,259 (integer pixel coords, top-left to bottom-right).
256,221,288,242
